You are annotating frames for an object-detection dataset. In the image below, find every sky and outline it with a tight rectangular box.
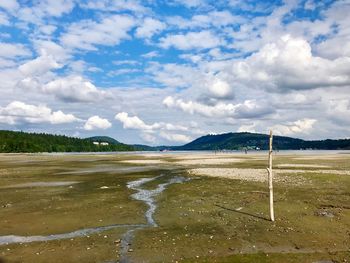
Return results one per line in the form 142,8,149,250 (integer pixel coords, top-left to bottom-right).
0,0,349,145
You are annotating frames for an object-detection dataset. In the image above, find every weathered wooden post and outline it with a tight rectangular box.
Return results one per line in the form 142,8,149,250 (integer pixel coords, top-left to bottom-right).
267,130,275,221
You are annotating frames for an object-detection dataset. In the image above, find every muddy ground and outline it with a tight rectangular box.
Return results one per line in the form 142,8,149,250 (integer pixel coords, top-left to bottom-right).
0,152,349,262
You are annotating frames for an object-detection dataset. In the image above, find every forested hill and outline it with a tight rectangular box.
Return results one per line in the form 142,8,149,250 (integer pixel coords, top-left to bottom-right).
0,130,133,153
1,130,349,153
176,132,350,150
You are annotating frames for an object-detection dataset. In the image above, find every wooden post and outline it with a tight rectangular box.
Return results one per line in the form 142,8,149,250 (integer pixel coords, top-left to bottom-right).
267,130,275,222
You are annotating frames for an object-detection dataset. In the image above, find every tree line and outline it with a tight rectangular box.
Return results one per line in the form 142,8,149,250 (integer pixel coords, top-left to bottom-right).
0,130,134,153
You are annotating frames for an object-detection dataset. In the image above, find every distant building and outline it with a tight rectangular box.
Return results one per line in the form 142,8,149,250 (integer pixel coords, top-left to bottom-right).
92,141,109,146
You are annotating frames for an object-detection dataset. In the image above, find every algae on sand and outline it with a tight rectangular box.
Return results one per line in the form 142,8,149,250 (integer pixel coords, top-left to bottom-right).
0,152,349,262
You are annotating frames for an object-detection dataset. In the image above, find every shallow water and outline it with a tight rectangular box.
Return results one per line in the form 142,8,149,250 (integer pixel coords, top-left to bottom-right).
1,181,79,188
57,165,161,175
0,224,143,245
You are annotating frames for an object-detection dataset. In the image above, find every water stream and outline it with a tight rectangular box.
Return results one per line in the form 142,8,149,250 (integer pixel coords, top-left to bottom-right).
0,174,188,262
119,175,188,262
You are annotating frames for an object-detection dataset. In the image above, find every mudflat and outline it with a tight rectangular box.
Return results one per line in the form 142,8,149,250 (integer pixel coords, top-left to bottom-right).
0,151,349,262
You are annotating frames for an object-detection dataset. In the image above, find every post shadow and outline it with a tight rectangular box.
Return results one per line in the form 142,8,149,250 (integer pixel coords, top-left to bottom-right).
215,204,270,221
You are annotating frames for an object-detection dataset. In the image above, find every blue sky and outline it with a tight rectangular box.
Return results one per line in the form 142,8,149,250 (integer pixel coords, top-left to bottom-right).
0,0,349,145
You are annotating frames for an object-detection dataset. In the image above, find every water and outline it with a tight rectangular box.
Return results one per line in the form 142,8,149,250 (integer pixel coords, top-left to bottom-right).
0,224,143,245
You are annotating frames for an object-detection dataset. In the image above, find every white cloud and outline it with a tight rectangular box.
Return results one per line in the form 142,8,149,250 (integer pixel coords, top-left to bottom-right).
0,12,10,25
272,118,317,136
159,131,192,143
113,60,140,66
84,116,112,130
42,76,112,102
163,96,273,119
115,112,152,131
33,40,71,62
38,24,57,35
0,58,16,68
147,62,201,88
230,35,350,91
0,0,19,13
0,43,31,58
19,52,62,76
17,0,75,25
159,31,223,50
170,0,204,8
0,101,78,124
135,18,166,39
60,14,136,51
80,0,149,14
115,112,192,143
108,68,140,77
141,51,159,58
206,77,232,99
167,11,242,29
36,0,75,17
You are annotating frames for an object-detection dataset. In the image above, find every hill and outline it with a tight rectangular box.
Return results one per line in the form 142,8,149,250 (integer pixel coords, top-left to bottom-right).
176,132,350,150
0,130,134,153
1,130,349,153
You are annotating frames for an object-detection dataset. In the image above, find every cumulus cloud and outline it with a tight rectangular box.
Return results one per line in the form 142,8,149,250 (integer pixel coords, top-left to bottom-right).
135,18,166,39
80,0,149,14
230,35,350,91
163,96,274,119
272,118,317,136
115,112,188,131
42,76,112,102
141,51,159,58
115,112,192,143
167,11,242,29
84,116,112,130
34,40,71,62
19,52,62,76
35,0,75,17
0,12,10,25
159,31,223,50
171,0,204,8
0,43,31,58
0,0,19,13
159,131,192,143
206,77,233,99
147,62,201,88
60,14,136,51
17,0,75,25
0,101,79,125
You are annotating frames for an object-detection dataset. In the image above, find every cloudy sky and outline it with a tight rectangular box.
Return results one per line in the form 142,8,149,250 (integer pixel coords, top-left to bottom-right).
0,0,349,145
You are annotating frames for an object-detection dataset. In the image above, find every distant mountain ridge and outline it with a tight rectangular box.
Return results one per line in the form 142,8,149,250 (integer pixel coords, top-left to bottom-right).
175,132,350,150
0,130,349,153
